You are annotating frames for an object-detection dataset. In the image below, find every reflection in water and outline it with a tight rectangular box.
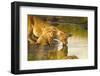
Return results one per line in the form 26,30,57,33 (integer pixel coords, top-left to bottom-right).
28,38,80,61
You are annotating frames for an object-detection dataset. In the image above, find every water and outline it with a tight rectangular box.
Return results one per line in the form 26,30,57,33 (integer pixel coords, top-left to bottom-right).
28,36,87,61
68,37,88,59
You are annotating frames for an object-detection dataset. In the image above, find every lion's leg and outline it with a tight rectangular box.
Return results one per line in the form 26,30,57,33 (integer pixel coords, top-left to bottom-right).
28,34,36,45
36,36,42,45
28,28,36,45
28,38,35,44
47,37,53,46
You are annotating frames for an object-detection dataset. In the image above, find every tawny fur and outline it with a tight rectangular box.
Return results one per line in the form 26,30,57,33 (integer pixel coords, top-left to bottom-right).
28,16,69,46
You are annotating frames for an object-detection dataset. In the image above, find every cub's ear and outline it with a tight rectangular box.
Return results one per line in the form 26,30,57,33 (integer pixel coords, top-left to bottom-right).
67,33,72,37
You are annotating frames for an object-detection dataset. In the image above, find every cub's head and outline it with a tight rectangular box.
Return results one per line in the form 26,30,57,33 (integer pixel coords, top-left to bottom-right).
57,31,72,46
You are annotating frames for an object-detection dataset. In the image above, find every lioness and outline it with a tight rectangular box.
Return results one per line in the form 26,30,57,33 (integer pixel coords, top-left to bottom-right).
28,16,71,46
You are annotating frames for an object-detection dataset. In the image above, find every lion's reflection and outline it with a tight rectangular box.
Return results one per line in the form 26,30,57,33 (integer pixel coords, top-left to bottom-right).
28,39,69,60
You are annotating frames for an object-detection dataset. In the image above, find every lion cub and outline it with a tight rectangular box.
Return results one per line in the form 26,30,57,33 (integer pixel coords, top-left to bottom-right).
28,16,71,46
36,26,57,45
